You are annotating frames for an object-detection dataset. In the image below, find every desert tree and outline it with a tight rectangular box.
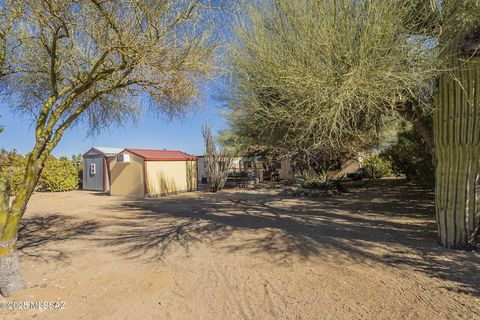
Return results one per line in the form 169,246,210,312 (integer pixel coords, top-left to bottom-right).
0,0,219,296
202,124,233,192
227,0,429,167
228,0,480,249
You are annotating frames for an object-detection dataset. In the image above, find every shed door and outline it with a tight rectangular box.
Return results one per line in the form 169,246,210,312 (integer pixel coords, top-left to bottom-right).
83,157,105,191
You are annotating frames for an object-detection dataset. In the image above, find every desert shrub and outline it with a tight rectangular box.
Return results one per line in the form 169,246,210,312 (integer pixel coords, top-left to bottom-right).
300,171,331,189
0,149,26,194
0,151,79,193
8,168,25,195
203,124,234,192
71,154,83,188
361,153,394,179
299,171,348,193
382,128,434,189
38,156,79,192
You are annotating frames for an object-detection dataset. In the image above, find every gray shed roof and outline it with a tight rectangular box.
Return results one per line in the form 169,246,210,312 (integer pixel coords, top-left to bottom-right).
83,146,124,157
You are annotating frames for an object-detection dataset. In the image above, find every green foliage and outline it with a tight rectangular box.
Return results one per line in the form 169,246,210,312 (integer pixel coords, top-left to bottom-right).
227,0,444,153
0,149,26,194
71,154,83,187
8,169,24,195
382,128,435,189
300,171,332,190
38,156,79,192
227,0,480,158
361,154,394,179
299,170,348,193
0,149,24,168
0,150,81,193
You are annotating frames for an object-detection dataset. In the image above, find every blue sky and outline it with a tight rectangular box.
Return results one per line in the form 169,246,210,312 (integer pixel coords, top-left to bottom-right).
0,82,228,158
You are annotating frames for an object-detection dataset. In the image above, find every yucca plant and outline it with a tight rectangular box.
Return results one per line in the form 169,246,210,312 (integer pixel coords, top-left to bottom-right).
300,171,333,190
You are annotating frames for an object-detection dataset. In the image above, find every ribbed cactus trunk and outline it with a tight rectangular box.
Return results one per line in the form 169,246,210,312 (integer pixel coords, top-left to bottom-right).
434,56,480,249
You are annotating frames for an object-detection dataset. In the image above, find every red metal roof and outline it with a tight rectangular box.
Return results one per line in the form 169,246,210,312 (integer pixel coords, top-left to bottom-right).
124,148,197,161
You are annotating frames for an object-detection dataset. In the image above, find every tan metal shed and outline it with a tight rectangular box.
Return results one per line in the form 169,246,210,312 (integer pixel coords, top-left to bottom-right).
109,148,198,197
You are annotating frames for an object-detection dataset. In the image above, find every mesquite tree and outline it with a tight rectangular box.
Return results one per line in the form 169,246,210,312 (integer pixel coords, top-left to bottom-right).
202,124,233,192
228,0,480,249
0,0,217,296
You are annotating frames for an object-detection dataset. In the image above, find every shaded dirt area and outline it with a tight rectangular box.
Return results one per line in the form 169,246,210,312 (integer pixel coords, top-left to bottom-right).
1,179,479,319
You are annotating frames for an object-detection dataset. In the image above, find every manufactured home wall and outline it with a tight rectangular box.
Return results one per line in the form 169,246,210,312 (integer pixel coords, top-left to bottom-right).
146,160,197,197
110,152,145,197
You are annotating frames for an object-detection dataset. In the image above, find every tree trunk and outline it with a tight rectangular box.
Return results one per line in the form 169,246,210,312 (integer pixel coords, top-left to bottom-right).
0,240,24,296
0,149,45,296
434,56,480,249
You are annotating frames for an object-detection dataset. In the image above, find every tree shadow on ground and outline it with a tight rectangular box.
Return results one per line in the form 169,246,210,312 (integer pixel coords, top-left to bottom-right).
100,179,480,296
18,214,101,262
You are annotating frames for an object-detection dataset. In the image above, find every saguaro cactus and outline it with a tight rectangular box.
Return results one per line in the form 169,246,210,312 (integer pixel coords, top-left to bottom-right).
434,56,480,249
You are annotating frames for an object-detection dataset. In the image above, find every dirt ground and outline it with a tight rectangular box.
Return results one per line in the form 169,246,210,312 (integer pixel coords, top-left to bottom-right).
1,179,479,320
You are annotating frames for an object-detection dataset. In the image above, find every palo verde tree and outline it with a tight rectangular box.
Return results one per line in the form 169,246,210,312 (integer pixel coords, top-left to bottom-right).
228,0,480,249
0,0,218,296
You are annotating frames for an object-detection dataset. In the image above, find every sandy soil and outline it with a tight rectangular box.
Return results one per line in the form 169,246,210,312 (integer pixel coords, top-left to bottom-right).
1,179,479,320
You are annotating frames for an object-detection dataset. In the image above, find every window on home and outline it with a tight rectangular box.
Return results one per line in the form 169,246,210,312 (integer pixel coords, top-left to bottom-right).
90,163,96,175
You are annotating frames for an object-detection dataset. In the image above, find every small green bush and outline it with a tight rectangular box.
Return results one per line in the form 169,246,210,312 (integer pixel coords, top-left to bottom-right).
0,149,26,195
382,128,434,189
8,167,25,194
300,171,330,189
71,154,83,188
361,153,394,179
0,151,80,193
38,156,79,192
299,171,348,192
